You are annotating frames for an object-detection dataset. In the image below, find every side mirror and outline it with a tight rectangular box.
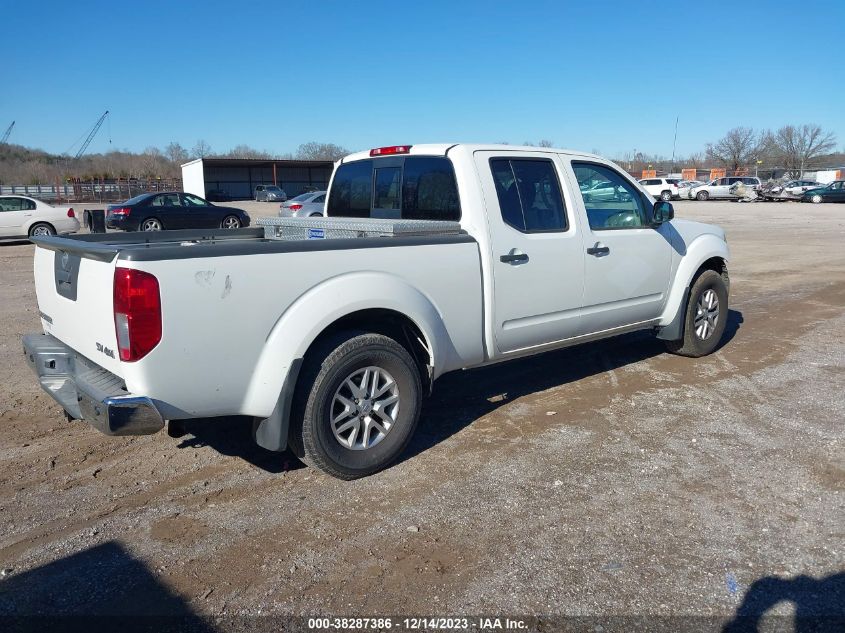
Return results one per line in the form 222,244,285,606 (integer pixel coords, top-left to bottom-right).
652,200,674,225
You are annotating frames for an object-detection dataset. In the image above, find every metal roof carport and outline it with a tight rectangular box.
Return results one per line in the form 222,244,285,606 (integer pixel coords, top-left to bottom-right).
181,158,334,200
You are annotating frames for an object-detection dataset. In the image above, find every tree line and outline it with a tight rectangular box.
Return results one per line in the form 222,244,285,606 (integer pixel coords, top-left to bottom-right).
1,127,841,186
0,141,350,185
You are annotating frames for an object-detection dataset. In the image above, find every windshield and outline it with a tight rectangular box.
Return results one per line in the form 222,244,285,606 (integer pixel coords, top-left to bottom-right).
290,193,313,202
266,186,283,192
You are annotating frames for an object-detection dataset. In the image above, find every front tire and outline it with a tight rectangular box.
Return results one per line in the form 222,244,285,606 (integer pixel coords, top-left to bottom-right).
811,194,823,204
29,223,56,237
696,191,709,201
664,269,729,357
221,215,241,229
289,331,422,479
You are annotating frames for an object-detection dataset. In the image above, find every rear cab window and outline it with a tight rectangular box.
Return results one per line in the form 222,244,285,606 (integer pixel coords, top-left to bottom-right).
327,156,460,221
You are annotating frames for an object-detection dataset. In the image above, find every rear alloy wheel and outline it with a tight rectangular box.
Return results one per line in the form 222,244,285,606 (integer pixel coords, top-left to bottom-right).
696,191,709,201
664,269,729,357
29,223,55,237
289,331,422,479
811,194,823,204
660,190,672,202
140,218,162,231
221,215,241,229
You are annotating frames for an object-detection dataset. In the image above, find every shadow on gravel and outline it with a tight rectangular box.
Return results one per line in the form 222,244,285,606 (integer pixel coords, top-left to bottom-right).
722,571,845,632
402,309,744,463
164,310,742,474
174,416,305,474
0,541,215,632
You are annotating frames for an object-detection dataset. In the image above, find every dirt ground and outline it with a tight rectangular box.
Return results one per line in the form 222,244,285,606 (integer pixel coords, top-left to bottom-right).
0,200,842,630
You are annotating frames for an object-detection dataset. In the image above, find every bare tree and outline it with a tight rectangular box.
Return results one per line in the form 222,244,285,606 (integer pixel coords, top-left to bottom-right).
191,140,213,159
165,142,189,165
223,145,272,159
537,139,554,148
295,142,349,161
771,124,837,175
705,127,759,171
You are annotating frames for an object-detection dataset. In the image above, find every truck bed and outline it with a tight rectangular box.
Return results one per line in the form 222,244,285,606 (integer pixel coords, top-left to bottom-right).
31,221,472,263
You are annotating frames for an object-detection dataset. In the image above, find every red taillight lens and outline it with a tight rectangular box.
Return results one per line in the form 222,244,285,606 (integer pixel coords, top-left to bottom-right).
370,145,411,157
289,204,303,211
111,207,131,216
67,208,75,218
113,268,162,362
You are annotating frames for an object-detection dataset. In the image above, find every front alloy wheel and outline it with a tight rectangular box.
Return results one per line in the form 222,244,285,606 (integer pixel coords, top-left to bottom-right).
694,289,720,340
811,194,823,204
222,215,241,229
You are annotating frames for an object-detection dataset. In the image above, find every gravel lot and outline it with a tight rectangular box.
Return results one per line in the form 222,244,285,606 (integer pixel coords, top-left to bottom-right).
0,200,842,630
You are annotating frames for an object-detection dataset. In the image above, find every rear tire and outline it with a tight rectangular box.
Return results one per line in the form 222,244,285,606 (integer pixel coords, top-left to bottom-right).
664,269,729,357
140,218,163,231
28,223,56,237
660,190,672,201
696,191,709,201
289,331,422,479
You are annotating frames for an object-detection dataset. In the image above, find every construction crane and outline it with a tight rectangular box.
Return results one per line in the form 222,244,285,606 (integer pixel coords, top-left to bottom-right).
74,110,110,158
1,121,13,144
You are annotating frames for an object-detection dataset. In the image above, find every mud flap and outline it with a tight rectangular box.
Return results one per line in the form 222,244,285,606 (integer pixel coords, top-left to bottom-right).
252,358,302,452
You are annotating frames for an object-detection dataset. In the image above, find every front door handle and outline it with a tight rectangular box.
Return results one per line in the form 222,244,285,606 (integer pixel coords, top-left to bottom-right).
587,243,610,256
500,252,529,264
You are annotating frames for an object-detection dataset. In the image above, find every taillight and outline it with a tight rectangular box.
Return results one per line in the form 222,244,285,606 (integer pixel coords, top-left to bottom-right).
289,204,303,211
67,208,75,218
370,145,411,156
111,207,131,216
113,268,162,362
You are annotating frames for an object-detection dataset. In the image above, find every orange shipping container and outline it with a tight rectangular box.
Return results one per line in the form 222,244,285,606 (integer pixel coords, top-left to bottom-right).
710,168,726,180
681,168,697,181
642,169,657,178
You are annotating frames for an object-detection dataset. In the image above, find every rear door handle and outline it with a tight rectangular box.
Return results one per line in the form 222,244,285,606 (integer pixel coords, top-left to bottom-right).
587,244,610,256
500,252,529,264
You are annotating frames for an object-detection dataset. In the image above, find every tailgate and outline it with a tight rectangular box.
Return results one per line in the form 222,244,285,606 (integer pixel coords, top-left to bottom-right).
33,245,123,377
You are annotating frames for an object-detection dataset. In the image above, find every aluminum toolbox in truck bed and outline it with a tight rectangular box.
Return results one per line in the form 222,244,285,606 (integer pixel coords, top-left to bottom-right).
257,216,463,240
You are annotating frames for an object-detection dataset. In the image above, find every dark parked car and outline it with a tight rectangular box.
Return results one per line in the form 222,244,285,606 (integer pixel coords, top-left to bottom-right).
205,189,230,202
106,192,250,231
801,180,845,204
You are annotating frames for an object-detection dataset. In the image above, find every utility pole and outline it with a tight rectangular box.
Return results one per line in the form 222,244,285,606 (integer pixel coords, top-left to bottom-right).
671,116,679,171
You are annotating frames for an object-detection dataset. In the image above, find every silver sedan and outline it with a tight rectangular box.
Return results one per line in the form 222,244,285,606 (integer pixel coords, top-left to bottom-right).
279,191,327,217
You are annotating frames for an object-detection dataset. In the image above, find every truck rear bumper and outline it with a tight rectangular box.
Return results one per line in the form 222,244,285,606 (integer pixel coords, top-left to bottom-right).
22,333,164,435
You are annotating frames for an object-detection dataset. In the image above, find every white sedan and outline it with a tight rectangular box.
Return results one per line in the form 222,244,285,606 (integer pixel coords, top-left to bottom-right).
0,195,80,239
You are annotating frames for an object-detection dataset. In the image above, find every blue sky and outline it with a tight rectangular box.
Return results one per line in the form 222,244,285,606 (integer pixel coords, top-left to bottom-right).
4,0,844,158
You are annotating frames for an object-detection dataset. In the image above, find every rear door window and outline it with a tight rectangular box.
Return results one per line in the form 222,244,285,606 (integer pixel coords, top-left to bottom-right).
490,158,567,232
0,197,25,211
327,156,460,221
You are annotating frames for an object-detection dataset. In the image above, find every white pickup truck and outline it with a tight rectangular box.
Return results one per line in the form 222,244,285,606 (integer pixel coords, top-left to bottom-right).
23,144,730,479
